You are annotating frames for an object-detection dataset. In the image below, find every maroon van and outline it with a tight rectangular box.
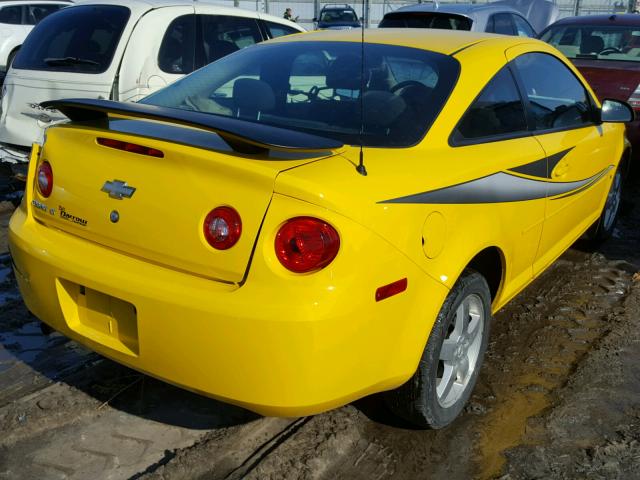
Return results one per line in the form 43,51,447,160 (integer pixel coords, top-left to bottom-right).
540,14,640,156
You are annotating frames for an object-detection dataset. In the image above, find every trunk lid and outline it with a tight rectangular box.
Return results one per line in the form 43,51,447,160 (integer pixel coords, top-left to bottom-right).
32,118,337,283
572,59,640,103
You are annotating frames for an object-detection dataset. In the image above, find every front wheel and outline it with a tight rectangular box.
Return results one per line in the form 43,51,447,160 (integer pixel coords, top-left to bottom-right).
384,270,492,428
586,167,623,244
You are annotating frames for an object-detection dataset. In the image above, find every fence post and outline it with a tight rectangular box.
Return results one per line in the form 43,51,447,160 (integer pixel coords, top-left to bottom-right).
573,0,581,15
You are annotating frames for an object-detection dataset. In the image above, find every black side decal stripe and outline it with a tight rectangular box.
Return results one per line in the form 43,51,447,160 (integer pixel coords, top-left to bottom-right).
550,166,612,200
379,167,610,205
508,147,573,179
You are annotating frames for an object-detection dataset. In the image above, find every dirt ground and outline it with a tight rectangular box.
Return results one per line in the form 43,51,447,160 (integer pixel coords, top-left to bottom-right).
0,178,639,480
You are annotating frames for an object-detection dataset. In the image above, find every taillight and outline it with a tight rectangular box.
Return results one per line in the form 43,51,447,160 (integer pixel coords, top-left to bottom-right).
203,206,241,250
275,217,340,273
37,161,53,197
628,84,640,110
97,137,164,158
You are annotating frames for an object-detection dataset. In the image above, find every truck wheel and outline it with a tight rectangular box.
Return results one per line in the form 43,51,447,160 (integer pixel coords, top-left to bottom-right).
586,167,622,244
385,270,491,428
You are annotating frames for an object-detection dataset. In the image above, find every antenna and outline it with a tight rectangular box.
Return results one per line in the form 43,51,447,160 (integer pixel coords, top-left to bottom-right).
356,0,367,176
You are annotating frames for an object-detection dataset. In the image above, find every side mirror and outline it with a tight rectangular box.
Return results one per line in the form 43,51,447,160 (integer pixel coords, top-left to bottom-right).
312,17,317,22
599,99,635,123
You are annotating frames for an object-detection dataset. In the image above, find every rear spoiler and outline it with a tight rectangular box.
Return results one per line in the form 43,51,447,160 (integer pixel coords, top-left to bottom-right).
41,98,344,154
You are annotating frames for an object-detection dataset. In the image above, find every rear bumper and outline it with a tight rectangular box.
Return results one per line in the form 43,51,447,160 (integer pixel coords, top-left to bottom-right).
9,195,448,416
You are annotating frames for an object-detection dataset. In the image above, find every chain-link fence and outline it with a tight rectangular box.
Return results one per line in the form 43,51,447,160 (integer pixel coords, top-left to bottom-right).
220,0,636,30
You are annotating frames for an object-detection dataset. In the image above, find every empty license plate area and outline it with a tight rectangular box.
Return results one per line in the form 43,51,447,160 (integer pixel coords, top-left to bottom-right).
56,279,139,356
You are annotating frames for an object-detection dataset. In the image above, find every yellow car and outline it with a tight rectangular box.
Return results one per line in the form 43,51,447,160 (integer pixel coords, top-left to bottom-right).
9,29,633,428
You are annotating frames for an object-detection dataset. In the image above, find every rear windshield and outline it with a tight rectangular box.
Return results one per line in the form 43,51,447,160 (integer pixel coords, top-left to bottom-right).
379,12,472,30
541,24,640,62
320,9,358,23
12,5,130,73
141,41,460,148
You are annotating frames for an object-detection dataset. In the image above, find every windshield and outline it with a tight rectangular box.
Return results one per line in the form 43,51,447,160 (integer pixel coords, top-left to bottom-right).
141,41,460,148
12,5,130,73
379,12,472,30
320,9,358,23
541,24,640,62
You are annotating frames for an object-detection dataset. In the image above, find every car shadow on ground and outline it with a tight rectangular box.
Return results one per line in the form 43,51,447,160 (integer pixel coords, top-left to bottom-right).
0,293,260,431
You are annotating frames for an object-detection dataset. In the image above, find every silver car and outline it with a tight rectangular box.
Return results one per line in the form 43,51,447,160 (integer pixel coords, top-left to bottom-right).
379,0,558,37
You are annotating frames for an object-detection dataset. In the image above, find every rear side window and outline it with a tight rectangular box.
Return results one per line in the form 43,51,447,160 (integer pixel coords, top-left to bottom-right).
200,15,262,65
512,14,535,37
488,13,515,35
12,5,130,73
452,66,527,143
158,15,196,74
379,12,472,30
514,52,593,131
264,20,299,38
26,4,66,25
0,6,22,25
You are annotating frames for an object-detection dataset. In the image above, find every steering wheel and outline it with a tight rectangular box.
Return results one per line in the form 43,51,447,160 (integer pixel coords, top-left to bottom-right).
599,47,623,55
390,80,427,94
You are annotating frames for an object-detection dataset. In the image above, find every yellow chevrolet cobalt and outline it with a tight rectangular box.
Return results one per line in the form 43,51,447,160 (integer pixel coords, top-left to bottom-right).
9,29,632,428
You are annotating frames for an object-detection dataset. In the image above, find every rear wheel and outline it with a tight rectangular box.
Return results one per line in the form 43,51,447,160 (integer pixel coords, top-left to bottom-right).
384,270,491,428
586,167,623,244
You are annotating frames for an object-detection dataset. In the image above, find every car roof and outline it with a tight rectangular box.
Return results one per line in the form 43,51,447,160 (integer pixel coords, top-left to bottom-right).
391,3,520,18
270,28,534,54
548,13,640,27
0,0,71,3
71,0,302,27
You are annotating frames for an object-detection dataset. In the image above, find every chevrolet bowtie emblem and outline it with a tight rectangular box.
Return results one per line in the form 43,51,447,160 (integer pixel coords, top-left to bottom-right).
101,180,136,200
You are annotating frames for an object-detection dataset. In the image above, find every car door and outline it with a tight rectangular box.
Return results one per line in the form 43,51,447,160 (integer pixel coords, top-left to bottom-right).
508,48,619,274
449,64,547,299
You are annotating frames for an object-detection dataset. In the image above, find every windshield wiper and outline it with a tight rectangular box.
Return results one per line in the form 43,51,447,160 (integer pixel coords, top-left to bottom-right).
44,57,100,66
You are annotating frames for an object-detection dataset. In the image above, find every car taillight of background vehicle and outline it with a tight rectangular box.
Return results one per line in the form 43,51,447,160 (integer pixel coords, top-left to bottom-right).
37,161,53,198
628,85,640,111
203,206,242,250
275,217,340,273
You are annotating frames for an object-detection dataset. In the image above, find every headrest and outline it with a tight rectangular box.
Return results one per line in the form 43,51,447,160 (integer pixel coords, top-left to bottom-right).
362,90,406,127
580,35,604,54
232,78,275,112
326,55,361,90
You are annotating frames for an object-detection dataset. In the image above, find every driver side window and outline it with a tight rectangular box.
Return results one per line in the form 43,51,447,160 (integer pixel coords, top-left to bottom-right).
513,52,593,131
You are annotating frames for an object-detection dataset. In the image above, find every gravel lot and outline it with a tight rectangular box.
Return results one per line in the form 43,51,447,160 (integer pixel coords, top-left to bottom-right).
0,177,638,480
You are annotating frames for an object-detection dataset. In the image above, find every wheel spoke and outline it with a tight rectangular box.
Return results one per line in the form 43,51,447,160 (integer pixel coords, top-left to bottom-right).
454,301,469,337
440,339,457,362
467,312,482,343
457,356,469,382
438,364,456,401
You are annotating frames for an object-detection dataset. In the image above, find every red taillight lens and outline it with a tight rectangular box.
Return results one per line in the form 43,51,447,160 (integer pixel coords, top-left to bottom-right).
204,206,242,250
275,217,340,273
97,137,164,158
37,161,53,197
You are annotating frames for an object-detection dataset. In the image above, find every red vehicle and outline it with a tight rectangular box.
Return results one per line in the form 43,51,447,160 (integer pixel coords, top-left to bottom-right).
540,14,640,158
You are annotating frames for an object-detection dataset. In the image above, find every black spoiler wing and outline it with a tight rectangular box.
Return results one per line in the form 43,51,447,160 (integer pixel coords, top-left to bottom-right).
41,98,344,153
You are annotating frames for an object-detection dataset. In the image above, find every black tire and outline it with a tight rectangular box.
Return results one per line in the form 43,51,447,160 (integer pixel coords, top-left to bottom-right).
585,166,623,244
384,269,492,428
